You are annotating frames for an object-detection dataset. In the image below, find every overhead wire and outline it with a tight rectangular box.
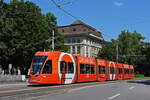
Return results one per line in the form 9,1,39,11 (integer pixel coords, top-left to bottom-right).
50,0,150,42
50,0,78,20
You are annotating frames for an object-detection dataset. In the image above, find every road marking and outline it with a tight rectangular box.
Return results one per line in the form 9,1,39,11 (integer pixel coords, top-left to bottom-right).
108,93,120,100
129,86,135,90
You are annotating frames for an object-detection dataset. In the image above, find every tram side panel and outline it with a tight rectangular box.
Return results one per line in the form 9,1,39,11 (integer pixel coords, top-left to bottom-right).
129,65,135,79
96,59,107,82
117,63,124,80
123,64,130,79
77,56,96,82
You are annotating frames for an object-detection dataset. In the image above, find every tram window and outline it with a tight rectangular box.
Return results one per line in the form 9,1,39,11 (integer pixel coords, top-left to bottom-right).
127,69,129,74
60,61,67,73
86,64,90,74
68,62,74,73
124,69,127,74
99,66,101,74
110,68,115,74
99,66,105,74
80,64,85,74
42,60,52,74
125,69,129,74
119,68,123,74
91,65,95,74
131,70,134,74
102,67,105,74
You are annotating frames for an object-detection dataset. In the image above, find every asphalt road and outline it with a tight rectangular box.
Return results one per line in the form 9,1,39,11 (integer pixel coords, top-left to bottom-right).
0,80,150,100
41,80,150,100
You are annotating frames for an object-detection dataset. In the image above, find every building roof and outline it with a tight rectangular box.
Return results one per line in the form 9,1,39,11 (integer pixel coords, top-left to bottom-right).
58,20,104,40
71,20,100,32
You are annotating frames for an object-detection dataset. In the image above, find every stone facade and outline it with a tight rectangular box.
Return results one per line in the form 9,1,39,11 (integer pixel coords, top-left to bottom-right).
58,20,104,58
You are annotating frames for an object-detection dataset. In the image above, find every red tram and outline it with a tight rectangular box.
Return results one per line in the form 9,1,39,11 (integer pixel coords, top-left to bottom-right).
77,56,96,82
29,51,134,84
96,59,106,82
123,64,130,79
117,63,124,80
129,65,135,79
107,61,117,81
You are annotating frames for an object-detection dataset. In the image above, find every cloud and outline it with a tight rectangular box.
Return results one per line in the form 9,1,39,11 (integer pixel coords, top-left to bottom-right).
114,1,124,7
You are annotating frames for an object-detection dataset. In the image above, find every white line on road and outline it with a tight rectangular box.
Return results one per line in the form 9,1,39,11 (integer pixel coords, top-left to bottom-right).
108,93,120,100
129,86,135,90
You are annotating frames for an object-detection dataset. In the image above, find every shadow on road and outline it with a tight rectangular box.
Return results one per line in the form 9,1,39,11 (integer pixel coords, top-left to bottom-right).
27,84,62,87
27,81,100,87
127,79,150,85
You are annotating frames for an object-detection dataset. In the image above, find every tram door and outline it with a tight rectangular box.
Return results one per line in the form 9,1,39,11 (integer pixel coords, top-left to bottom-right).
109,62,116,80
60,61,67,84
58,53,76,84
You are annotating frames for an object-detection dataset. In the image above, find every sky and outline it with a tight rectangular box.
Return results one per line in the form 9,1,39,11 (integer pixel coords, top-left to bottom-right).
5,0,150,42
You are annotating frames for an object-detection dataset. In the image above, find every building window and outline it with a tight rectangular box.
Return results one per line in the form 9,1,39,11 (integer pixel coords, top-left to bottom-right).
72,46,75,54
77,46,80,54
67,39,71,43
83,29,86,31
62,29,65,33
72,38,76,43
73,28,76,31
77,39,80,43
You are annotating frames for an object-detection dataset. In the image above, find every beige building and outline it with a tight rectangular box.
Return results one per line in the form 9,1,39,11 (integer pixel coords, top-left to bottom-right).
58,20,104,58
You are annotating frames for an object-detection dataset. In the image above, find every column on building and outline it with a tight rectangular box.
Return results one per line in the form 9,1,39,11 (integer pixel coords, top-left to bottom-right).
84,45,86,57
70,46,72,54
75,46,77,55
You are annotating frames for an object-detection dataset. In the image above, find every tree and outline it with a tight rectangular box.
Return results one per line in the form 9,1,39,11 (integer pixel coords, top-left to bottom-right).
0,0,67,74
98,30,146,74
44,12,68,52
0,0,14,69
97,39,117,61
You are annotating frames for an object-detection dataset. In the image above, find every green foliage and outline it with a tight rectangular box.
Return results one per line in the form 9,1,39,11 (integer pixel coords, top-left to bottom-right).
44,12,68,52
98,30,149,74
0,0,67,74
133,74,150,80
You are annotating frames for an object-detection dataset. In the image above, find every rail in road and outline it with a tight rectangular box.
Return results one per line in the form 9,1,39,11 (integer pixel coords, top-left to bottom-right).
0,81,117,100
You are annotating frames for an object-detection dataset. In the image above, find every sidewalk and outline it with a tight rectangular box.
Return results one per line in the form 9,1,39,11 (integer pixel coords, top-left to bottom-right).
0,81,29,88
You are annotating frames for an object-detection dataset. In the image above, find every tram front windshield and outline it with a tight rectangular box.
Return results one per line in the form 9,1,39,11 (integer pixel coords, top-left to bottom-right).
30,56,48,75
